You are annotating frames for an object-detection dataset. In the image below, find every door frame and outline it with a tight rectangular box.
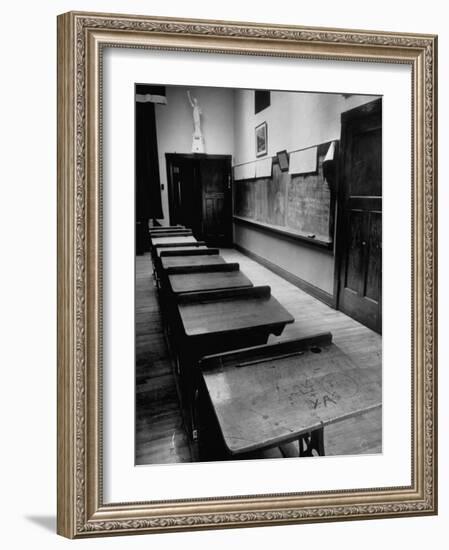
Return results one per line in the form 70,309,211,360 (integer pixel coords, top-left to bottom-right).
333,98,382,330
165,152,233,232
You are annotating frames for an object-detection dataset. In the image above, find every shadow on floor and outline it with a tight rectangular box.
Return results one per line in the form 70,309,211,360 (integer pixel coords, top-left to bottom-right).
25,515,56,533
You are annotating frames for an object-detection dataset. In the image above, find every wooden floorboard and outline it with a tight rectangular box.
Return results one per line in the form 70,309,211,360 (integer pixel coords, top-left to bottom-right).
135,248,382,465
135,253,192,465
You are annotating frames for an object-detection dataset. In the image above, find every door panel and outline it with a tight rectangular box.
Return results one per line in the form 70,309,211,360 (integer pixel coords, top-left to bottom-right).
199,157,232,245
169,159,202,237
365,212,382,302
337,99,382,333
345,211,365,294
350,128,382,196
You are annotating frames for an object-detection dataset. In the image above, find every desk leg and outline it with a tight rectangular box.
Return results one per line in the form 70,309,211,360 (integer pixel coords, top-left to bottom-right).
174,350,200,443
191,387,199,441
299,426,325,457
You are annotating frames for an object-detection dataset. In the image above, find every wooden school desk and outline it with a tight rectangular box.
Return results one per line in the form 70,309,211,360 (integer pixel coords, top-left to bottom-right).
151,236,200,269
149,228,190,241
155,244,207,258
199,333,382,457
150,225,186,230
151,235,198,247
153,242,206,272
150,225,189,231
150,230,193,238
154,246,218,287
159,263,252,356
160,251,226,273
172,286,294,439
167,264,253,295
175,286,294,357
149,225,186,235
150,224,185,230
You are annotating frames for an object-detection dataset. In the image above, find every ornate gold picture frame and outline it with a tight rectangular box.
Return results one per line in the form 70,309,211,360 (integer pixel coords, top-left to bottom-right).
57,11,437,538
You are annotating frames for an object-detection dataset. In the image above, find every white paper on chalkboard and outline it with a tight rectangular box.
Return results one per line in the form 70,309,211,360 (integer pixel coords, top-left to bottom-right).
234,162,256,181
289,146,317,175
255,157,272,178
324,141,336,162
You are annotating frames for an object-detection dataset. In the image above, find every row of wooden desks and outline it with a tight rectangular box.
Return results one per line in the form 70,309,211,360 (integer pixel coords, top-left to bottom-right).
148,229,381,460
150,233,205,281
150,232,295,444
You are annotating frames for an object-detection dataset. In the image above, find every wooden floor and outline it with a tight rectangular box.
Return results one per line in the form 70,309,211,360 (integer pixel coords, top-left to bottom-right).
135,255,191,464
135,248,382,465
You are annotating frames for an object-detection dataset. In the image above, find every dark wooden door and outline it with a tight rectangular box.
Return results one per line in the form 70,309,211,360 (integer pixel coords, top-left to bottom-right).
337,99,382,333
166,156,203,237
166,154,232,246
199,157,232,245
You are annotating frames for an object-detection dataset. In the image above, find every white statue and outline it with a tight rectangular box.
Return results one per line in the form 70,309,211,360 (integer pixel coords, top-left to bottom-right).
187,91,205,153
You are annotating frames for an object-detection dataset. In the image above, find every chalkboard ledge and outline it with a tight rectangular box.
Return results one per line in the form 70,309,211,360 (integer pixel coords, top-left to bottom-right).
233,216,333,250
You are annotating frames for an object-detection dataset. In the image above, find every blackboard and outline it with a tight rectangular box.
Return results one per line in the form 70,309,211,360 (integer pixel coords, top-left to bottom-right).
233,142,334,244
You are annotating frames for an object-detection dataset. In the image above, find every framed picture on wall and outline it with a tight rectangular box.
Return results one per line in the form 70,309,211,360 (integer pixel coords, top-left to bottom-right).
57,11,437,539
255,121,268,156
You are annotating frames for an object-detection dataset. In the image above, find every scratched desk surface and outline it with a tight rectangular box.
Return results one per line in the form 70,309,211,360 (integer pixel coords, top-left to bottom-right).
151,235,198,246
161,254,226,271
177,287,294,338
168,270,253,294
201,343,381,455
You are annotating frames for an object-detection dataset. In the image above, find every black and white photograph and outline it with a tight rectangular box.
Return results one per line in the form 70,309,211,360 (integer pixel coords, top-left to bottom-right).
1,0,442,543
135,84,382,466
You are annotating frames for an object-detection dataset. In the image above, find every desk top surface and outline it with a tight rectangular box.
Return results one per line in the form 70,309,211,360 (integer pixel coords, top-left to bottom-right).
202,343,382,454
168,270,253,294
178,289,294,338
152,236,197,246
161,255,226,270
150,231,193,239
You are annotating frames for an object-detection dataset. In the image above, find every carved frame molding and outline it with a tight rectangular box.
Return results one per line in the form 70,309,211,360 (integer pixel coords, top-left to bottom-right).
57,11,437,538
